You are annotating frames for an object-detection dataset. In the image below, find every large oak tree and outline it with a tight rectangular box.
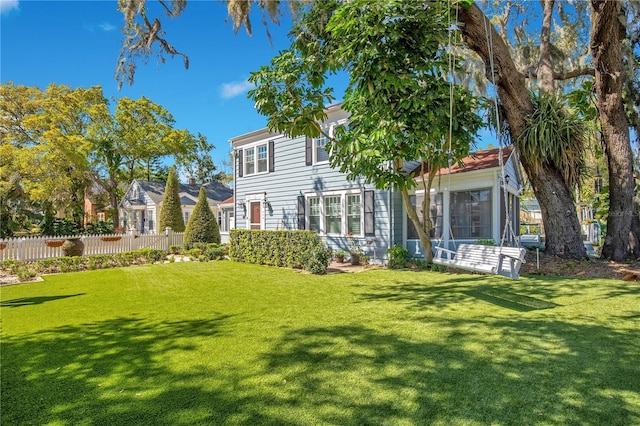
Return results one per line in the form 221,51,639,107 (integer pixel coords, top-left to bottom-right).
116,0,639,260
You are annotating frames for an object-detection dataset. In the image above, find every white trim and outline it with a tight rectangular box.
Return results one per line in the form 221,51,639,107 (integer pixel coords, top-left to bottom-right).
304,189,364,237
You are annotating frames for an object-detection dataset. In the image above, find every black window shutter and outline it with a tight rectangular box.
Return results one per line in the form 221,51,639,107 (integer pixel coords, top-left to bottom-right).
268,140,275,172
297,195,306,229
305,137,312,166
237,149,244,177
364,190,375,236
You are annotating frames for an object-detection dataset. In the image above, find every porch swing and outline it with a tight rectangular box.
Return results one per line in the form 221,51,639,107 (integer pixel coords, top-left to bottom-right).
431,7,526,279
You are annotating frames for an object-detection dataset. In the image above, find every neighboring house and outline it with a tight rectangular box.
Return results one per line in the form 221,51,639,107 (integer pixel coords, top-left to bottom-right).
230,104,523,264
119,179,233,235
84,183,110,225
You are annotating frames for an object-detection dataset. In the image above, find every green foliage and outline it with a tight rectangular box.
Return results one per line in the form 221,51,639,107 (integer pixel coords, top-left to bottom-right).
334,250,347,258
169,245,182,254
305,246,331,275
158,167,185,232
183,187,220,249
203,243,228,261
3,262,638,425
249,0,482,192
84,221,115,235
40,217,81,237
388,244,410,269
476,239,496,246
517,91,587,190
229,229,328,274
1,249,167,281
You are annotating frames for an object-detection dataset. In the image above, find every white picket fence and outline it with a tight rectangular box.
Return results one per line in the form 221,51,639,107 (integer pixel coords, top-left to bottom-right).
0,231,184,262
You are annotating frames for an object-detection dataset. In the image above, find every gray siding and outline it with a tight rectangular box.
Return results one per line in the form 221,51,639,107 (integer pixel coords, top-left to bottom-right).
235,134,392,263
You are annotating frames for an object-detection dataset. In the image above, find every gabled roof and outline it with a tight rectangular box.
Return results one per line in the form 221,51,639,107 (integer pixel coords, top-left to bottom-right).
124,179,233,207
221,195,234,204
411,146,515,178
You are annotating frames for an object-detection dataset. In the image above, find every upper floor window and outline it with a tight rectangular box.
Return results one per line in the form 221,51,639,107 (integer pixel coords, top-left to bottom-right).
315,134,330,163
245,147,256,175
238,140,274,177
257,145,268,173
305,121,347,166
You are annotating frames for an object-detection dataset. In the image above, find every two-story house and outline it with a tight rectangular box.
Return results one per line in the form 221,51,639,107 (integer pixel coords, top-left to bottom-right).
230,105,522,264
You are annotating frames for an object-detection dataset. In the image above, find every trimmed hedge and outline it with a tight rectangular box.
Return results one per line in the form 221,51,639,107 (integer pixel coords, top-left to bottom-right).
229,229,329,273
1,249,168,282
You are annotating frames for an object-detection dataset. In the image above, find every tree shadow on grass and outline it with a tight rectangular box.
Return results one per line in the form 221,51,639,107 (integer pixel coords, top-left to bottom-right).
354,273,640,312
1,315,271,425
0,294,85,308
2,290,638,425
259,319,639,425
466,285,558,312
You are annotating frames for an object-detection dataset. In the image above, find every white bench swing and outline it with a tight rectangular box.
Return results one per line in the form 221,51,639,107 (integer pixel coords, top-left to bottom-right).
430,27,526,280
433,243,526,280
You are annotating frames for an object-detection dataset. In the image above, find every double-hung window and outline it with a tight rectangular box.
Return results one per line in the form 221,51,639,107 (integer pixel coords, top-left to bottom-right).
324,196,342,234
315,134,330,163
257,144,268,173
240,141,273,176
308,197,321,233
245,148,255,175
347,194,361,234
300,191,372,236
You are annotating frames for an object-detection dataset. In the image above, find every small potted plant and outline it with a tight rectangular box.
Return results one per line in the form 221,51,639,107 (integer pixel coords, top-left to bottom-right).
348,232,364,265
334,250,346,263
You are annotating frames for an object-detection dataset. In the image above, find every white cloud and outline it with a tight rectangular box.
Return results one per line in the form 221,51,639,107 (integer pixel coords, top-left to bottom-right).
220,79,254,100
83,21,116,33
99,22,116,32
0,0,19,15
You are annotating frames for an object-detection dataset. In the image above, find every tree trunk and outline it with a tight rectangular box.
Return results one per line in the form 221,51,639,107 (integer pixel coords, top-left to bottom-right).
537,0,555,93
458,2,586,259
590,0,636,261
401,187,433,263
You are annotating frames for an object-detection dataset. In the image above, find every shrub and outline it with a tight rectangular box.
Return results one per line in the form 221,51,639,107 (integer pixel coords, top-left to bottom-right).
1,249,168,281
158,167,185,232
305,247,331,274
230,229,327,273
476,238,496,246
84,221,115,235
203,243,228,261
388,244,410,269
183,187,221,249
169,245,182,254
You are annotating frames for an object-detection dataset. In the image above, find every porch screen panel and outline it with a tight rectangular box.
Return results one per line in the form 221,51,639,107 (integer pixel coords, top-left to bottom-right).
450,188,492,239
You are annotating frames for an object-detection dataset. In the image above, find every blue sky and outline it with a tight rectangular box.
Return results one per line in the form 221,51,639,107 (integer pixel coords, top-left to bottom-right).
1,0,349,174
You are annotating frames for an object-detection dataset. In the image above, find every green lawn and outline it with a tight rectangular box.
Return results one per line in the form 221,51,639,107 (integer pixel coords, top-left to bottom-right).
1,262,639,425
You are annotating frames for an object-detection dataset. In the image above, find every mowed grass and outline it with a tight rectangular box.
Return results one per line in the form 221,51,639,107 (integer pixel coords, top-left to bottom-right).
1,262,639,425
